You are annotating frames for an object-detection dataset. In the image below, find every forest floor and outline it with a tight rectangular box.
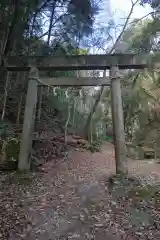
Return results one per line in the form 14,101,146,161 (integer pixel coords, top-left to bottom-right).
0,142,160,240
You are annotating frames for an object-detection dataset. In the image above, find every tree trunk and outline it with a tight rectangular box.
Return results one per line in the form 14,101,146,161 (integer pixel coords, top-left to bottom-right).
1,71,10,120
47,2,56,45
84,1,135,137
16,94,23,124
64,104,71,144
84,84,106,139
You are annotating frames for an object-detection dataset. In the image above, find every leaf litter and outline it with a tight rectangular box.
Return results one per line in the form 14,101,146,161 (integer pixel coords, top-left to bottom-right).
0,143,160,239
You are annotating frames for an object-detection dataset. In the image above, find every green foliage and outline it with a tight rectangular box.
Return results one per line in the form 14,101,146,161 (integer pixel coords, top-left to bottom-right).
0,121,15,139
42,84,107,143
141,0,160,10
130,18,160,52
0,0,102,152
0,121,20,170
0,0,99,58
119,16,160,153
83,139,102,153
70,48,89,55
133,185,156,199
119,18,160,54
43,87,92,133
5,138,20,162
0,137,20,171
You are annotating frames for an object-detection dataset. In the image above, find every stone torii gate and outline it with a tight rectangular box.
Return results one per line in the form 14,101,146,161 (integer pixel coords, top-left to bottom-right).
4,54,150,172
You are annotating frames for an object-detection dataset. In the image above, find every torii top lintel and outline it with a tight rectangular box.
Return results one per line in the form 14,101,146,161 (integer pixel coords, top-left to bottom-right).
4,54,150,71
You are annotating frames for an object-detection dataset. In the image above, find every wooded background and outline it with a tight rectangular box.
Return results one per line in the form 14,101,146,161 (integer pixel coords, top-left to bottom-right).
0,0,159,170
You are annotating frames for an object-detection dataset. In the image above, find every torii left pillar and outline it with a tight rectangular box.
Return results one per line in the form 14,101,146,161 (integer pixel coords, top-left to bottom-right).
18,67,38,171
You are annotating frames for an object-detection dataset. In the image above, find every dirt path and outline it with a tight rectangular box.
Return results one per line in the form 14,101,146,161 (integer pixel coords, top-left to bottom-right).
0,143,160,239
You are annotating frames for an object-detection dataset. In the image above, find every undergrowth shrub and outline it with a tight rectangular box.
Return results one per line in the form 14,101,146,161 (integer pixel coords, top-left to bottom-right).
0,121,20,170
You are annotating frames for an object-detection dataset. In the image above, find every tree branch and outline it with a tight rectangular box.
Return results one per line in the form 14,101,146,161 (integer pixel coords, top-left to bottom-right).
84,0,139,138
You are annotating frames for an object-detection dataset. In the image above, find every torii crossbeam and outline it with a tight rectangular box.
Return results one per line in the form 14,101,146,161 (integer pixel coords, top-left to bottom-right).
4,54,149,71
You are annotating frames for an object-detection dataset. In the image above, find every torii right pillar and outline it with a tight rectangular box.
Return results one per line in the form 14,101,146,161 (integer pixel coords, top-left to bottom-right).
110,66,128,174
